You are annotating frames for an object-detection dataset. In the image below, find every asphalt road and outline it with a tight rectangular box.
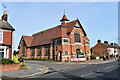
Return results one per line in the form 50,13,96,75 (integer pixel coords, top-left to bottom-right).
23,60,119,80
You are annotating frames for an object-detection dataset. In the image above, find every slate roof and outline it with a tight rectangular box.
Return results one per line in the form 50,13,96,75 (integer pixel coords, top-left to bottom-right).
0,19,15,31
19,19,89,47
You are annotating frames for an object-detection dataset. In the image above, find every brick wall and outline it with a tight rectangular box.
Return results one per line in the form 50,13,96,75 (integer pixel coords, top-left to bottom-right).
92,43,107,55
3,31,12,46
0,63,20,72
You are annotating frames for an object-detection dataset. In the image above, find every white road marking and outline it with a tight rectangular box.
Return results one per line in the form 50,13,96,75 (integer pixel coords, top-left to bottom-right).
104,65,114,70
81,72,93,77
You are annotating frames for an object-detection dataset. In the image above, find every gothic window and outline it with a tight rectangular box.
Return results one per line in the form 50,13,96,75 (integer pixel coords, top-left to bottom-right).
65,50,68,55
74,31,81,43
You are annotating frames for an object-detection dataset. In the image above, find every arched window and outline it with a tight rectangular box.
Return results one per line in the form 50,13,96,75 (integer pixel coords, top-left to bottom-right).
65,50,68,55
74,31,81,43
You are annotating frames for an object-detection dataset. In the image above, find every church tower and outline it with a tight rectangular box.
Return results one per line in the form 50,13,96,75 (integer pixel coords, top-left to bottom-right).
60,14,69,26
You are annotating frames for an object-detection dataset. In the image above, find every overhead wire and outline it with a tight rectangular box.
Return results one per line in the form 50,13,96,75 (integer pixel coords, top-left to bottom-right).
1,0,25,14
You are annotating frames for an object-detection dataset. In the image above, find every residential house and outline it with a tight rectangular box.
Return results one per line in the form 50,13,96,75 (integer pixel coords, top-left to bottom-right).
91,40,119,58
0,11,15,59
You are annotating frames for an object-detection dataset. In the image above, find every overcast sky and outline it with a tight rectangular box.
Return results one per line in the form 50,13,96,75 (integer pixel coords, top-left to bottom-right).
0,2,118,50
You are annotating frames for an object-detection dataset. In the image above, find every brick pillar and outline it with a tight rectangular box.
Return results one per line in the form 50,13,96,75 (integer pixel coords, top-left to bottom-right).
35,48,37,58
41,47,44,58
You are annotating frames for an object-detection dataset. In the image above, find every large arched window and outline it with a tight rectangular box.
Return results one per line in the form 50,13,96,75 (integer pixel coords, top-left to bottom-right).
74,31,81,43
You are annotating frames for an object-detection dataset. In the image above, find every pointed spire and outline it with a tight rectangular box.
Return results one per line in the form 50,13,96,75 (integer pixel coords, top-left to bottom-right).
60,14,69,22
60,14,69,27
2,11,8,21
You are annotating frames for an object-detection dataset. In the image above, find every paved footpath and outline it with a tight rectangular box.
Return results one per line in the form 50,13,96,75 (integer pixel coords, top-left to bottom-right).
1,62,48,79
1,59,117,80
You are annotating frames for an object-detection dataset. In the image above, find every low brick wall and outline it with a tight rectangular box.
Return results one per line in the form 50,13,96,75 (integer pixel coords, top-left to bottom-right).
0,63,20,72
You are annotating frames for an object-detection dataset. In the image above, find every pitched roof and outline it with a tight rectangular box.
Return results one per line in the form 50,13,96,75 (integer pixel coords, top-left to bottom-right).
65,19,87,36
31,25,69,46
21,19,88,47
101,43,116,48
65,19,77,32
0,19,15,31
22,36,34,47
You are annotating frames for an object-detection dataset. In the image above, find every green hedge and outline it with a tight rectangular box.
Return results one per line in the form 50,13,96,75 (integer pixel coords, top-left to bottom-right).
2,58,15,64
25,58,53,61
110,55,114,58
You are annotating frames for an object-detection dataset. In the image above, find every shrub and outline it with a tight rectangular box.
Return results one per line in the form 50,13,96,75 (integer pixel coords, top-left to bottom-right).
2,58,15,64
110,55,114,58
90,55,96,59
91,54,104,60
100,55,104,59
25,58,53,61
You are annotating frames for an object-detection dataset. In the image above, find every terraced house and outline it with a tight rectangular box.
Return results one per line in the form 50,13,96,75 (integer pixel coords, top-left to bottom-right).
91,40,119,58
0,11,15,59
18,14,90,62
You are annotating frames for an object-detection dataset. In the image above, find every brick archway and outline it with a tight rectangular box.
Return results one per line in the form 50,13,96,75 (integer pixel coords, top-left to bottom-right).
57,51,62,61
76,48,83,58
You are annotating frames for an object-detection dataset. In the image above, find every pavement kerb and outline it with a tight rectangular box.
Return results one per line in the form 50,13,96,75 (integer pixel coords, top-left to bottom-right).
24,67,49,78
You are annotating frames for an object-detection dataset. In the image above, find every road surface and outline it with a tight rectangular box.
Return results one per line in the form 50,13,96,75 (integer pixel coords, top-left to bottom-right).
21,60,119,80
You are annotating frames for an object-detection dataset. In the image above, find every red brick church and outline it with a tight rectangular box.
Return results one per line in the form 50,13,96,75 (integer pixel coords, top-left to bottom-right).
18,14,90,62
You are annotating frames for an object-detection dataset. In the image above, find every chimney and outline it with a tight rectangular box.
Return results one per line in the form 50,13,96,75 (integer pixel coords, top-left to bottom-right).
97,39,101,43
2,11,8,21
110,43,113,45
104,41,108,44
114,43,117,46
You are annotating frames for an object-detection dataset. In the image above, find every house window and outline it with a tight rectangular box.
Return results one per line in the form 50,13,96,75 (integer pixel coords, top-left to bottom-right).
0,31,3,43
65,50,68,55
37,47,41,56
0,49,4,59
45,47,49,56
64,39,68,43
74,31,81,43
31,48,35,56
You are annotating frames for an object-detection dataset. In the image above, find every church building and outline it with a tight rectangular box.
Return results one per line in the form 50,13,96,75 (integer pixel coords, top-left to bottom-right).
18,14,90,62
0,11,15,59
